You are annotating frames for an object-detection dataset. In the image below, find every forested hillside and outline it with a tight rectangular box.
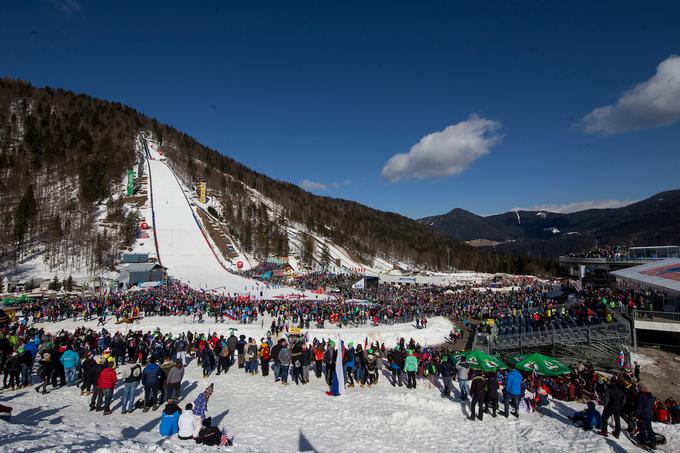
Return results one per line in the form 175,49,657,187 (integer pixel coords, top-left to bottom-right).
0,79,557,276
421,191,680,258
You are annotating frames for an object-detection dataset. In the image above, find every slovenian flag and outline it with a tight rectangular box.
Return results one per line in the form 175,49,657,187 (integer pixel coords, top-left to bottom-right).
617,351,625,368
331,335,345,396
224,311,237,321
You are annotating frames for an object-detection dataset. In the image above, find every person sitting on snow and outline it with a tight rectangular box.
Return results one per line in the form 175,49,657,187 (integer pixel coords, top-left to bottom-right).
178,403,200,440
195,416,233,446
159,398,182,437
195,417,221,445
569,401,601,431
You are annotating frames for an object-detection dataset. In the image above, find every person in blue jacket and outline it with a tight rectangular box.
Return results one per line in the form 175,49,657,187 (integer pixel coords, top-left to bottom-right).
343,343,356,387
60,345,80,386
569,401,601,431
502,366,523,418
23,340,37,359
159,398,182,436
193,383,214,420
142,356,162,411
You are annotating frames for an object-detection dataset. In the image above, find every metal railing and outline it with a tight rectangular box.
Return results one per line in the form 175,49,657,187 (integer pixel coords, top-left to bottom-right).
559,256,671,264
633,310,680,323
487,318,630,351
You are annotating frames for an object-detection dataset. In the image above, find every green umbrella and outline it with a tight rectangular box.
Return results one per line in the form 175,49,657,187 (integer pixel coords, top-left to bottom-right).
450,352,466,363
515,353,571,376
508,353,528,365
2,294,29,306
462,350,508,372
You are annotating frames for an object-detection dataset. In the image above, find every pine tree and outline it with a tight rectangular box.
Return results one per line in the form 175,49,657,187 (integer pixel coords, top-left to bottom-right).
320,240,331,270
120,211,139,246
14,184,37,247
65,275,74,291
48,275,60,291
242,221,252,252
302,234,315,265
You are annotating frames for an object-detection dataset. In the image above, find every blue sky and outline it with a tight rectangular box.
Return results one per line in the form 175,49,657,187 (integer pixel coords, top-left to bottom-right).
2,1,679,218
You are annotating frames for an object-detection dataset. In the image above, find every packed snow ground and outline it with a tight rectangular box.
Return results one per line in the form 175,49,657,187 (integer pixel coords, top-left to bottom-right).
2,318,679,452
32,315,455,350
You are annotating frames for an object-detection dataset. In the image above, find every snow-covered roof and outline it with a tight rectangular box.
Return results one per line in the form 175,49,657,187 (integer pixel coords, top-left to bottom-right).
611,258,680,295
120,263,166,273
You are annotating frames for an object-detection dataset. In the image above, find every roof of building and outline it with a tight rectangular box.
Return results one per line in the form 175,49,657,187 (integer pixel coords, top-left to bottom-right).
120,263,166,273
611,258,680,295
115,263,166,283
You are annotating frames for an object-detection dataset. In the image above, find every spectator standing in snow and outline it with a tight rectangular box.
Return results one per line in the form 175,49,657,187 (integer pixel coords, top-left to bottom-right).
403,349,418,389
95,360,117,415
598,376,626,439
635,384,657,449
439,354,453,396
502,366,523,418
485,372,499,417
469,371,487,421
278,342,291,385
456,356,470,401
165,359,185,401
142,356,162,411
60,345,80,386
35,352,52,394
120,356,142,414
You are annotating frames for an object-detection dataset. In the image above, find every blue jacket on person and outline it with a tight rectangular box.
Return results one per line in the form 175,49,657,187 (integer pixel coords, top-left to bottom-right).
345,348,355,368
579,404,602,430
505,369,523,396
60,349,80,369
193,393,208,418
142,363,161,386
159,405,181,436
24,342,38,358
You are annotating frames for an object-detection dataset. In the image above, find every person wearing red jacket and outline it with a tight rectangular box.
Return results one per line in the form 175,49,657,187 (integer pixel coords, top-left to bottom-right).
95,360,118,415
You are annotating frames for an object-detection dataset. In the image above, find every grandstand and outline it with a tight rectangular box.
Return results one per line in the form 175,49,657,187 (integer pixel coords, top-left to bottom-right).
476,306,632,369
559,245,680,286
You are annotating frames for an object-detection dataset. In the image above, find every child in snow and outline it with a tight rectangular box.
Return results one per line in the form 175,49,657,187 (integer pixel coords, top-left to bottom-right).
535,386,549,412
193,383,213,420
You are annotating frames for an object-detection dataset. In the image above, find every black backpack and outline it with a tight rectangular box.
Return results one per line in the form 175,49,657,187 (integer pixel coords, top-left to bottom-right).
126,364,142,383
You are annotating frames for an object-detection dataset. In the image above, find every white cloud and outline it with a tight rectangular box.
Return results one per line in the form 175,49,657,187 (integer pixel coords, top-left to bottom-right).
331,179,352,188
299,179,327,191
511,199,638,214
581,55,680,134
299,179,352,191
52,0,82,15
381,115,502,182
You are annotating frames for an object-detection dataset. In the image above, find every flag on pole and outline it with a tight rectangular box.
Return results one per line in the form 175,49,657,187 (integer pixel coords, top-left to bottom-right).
331,334,345,396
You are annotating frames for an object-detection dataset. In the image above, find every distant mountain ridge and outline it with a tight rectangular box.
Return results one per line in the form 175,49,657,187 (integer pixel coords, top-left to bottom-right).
420,190,680,258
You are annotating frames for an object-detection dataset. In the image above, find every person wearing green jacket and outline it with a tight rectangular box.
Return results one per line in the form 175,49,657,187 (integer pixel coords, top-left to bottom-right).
404,350,418,389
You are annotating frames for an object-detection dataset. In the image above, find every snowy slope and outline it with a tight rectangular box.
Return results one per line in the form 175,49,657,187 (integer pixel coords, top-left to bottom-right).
3,316,678,452
147,155,320,298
